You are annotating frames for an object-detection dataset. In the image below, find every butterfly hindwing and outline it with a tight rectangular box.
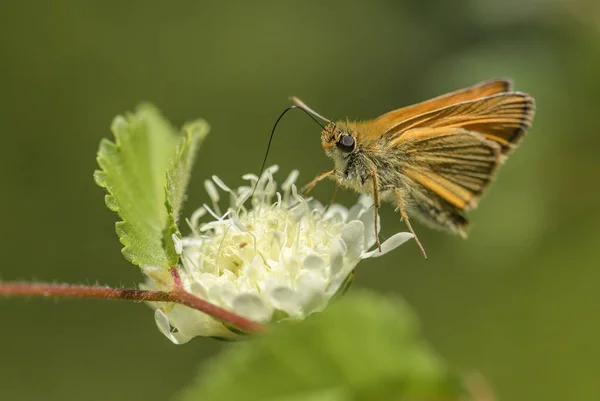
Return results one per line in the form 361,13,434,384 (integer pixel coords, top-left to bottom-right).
395,127,502,236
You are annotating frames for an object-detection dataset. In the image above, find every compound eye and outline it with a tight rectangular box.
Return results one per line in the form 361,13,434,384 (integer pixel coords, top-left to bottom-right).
337,134,355,153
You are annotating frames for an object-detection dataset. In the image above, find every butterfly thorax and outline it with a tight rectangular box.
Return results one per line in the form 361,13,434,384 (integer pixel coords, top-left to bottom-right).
321,120,409,194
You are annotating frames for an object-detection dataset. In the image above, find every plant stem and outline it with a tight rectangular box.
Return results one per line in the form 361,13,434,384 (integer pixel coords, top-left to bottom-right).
170,266,184,288
0,281,265,334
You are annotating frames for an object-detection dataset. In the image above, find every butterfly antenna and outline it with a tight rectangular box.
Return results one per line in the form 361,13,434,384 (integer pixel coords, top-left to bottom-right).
291,96,339,135
253,104,329,196
290,96,332,123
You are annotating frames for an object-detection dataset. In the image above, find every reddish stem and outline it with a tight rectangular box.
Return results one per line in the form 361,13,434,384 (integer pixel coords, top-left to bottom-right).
0,282,265,334
170,266,183,288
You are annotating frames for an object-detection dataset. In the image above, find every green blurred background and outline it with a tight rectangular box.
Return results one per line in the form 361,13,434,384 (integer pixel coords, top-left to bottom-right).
1,1,599,400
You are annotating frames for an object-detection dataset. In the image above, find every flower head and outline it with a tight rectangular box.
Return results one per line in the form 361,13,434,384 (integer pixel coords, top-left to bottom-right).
143,166,412,343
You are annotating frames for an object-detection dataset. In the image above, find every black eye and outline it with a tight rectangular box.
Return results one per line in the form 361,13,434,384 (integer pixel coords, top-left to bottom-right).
337,134,355,153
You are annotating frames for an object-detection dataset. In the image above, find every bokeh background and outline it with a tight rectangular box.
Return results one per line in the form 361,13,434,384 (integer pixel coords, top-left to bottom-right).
1,1,599,400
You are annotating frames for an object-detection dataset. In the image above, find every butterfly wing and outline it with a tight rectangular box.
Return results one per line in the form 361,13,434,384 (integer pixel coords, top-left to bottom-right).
372,78,513,134
393,127,503,236
385,92,535,156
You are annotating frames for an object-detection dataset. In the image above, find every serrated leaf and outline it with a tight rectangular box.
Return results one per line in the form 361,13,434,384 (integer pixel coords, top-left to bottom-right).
163,120,209,264
94,103,208,268
179,291,467,401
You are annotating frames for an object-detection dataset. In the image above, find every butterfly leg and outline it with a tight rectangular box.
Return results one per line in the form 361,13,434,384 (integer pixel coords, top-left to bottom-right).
394,188,428,259
370,168,382,252
329,183,341,206
302,170,335,195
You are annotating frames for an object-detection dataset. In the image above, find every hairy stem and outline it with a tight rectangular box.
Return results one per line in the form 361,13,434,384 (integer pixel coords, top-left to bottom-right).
0,281,265,334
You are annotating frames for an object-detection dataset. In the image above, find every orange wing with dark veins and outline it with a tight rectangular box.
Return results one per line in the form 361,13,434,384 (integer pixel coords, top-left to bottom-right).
396,127,502,213
371,78,513,135
384,92,535,155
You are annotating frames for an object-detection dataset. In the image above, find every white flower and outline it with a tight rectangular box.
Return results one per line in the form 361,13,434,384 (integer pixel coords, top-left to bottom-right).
143,166,413,343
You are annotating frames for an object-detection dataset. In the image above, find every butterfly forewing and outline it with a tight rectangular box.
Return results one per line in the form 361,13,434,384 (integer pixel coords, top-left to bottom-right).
371,78,513,135
385,92,535,155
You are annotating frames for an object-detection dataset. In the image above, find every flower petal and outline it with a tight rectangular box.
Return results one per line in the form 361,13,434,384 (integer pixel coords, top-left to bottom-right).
358,206,377,249
362,232,414,259
328,238,346,276
296,270,328,316
346,202,364,222
154,309,193,345
232,293,273,322
303,254,326,272
323,204,349,221
267,286,301,317
189,282,208,299
341,220,365,262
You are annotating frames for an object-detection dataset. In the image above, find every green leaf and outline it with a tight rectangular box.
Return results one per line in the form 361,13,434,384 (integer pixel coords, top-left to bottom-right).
94,103,208,268
163,120,209,264
179,291,467,401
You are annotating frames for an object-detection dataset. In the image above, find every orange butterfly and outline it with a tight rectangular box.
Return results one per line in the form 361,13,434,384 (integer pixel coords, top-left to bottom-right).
294,78,536,258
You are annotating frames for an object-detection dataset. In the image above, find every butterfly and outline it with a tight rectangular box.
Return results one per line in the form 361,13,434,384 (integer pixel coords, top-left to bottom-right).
293,78,536,258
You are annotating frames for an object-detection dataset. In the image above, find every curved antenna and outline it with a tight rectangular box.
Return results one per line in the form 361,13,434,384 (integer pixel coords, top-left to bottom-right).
290,96,331,123
253,105,329,196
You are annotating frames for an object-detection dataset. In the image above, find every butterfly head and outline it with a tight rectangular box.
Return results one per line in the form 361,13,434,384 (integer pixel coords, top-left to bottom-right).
321,121,376,189
321,121,357,160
